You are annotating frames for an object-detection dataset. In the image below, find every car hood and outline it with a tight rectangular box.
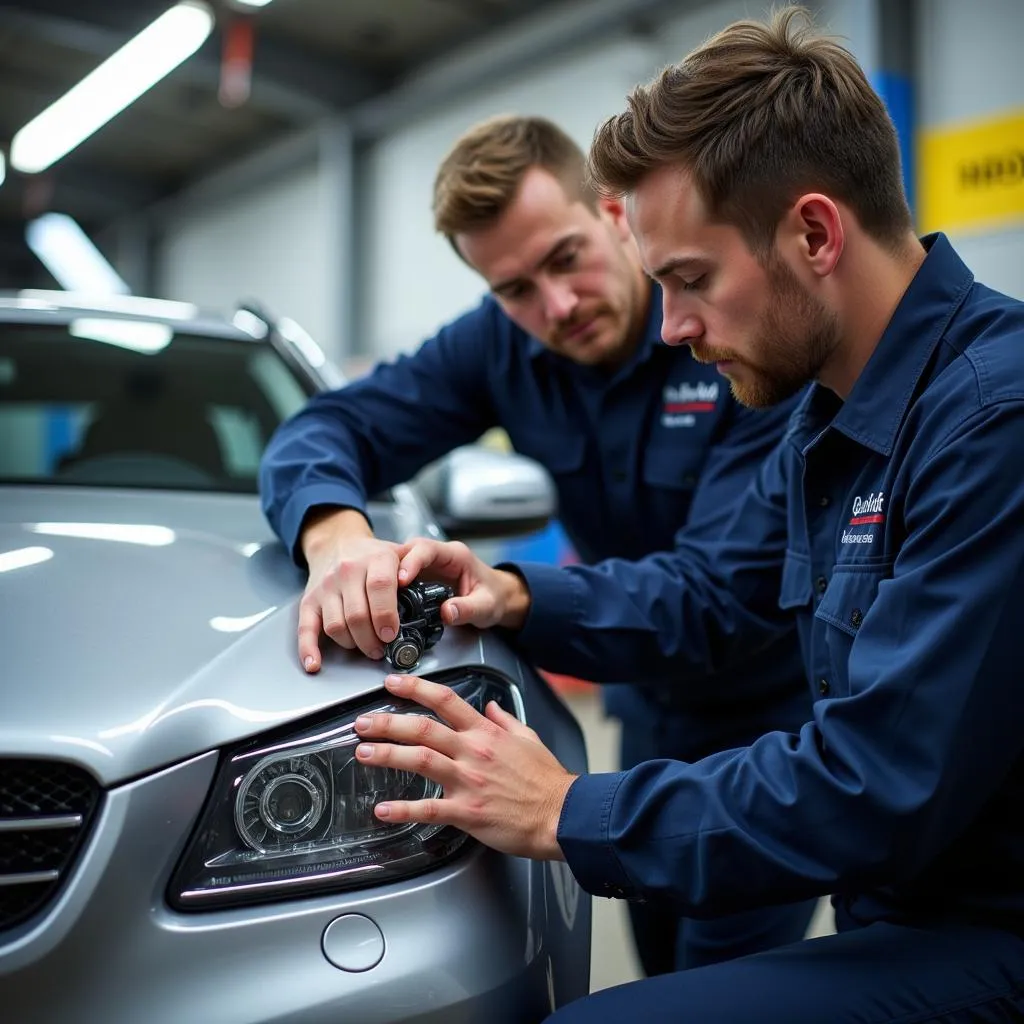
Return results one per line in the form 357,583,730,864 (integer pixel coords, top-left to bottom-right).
0,487,484,786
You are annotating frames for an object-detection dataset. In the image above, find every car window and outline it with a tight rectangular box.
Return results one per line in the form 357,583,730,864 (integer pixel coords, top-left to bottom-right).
0,320,316,493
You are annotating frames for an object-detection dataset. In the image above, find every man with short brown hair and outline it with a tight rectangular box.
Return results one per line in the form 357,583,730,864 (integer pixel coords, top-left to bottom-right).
434,113,599,235
349,8,1024,1021
260,113,815,975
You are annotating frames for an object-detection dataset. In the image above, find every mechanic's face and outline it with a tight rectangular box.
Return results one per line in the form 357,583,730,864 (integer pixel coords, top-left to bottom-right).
456,167,649,366
629,165,839,408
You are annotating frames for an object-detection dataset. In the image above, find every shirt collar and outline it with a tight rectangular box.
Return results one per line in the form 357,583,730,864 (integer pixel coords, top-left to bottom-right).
796,233,974,456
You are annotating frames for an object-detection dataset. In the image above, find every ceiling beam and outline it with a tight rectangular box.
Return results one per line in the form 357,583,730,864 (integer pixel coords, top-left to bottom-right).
0,5,386,125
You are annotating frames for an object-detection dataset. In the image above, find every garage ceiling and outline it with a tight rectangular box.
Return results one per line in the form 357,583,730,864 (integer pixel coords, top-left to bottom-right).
0,0,574,282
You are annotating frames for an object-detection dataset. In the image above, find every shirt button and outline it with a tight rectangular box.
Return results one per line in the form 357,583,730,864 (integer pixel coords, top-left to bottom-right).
850,608,863,628
818,678,830,696
818,496,831,508
815,575,828,595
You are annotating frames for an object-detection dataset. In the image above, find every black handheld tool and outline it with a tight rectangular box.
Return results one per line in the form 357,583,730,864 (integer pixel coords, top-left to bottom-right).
384,580,454,671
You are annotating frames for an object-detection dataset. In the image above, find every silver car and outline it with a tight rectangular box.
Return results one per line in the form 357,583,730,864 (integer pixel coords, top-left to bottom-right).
0,292,591,1023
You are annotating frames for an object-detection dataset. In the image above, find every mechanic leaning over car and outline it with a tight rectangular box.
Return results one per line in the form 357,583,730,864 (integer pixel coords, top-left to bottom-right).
345,7,1024,1022
259,114,817,973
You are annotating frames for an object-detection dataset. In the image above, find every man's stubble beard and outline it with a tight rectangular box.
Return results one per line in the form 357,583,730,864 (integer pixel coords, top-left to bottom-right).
564,250,648,368
694,259,839,409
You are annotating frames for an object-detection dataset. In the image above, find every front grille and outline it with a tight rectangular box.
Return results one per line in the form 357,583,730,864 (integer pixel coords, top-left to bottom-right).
0,760,101,934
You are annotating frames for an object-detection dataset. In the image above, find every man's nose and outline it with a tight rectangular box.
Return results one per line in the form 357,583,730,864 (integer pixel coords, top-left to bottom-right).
662,311,703,347
540,279,579,322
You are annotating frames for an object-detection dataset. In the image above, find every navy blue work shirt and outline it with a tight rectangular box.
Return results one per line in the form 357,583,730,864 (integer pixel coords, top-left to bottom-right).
512,234,1024,932
259,284,807,745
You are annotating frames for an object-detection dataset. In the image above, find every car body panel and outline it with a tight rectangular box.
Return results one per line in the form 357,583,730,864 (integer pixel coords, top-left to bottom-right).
0,752,590,1023
0,299,591,1023
1,486,489,786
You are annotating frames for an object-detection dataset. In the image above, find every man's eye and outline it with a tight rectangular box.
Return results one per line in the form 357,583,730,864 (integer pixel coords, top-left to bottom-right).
499,283,530,301
551,249,579,271
681,275,707,292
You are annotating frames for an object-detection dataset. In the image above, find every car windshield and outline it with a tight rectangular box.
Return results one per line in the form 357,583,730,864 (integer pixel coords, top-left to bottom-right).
0,318,315,493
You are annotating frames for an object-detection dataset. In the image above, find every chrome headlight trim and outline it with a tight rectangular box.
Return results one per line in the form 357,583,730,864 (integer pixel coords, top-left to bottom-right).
169,670,520,910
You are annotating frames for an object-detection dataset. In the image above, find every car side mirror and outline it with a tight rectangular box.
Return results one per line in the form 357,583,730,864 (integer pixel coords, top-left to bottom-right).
418,446,557,540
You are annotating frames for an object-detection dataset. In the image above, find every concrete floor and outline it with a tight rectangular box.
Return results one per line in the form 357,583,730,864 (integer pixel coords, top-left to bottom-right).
561,687,836,993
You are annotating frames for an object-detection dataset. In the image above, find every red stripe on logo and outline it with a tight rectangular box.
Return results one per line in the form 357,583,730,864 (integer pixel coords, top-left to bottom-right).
848,514,884,525
664,402,716,413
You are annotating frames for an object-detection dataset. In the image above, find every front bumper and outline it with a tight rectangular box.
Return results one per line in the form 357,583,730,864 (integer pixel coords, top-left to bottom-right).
0,752,590,1024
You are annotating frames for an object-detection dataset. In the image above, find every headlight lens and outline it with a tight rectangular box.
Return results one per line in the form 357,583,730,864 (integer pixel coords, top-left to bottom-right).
169,671,521,909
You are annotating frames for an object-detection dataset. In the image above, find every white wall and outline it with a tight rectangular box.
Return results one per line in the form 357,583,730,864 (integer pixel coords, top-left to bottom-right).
155,125,353,359
916,0,1024,298
362,0,882,359
151,0,1023,360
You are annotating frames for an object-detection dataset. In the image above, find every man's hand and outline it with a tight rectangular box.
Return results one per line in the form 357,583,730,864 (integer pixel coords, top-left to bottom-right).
299,508,403,671
396,538,532,631
354,674,577,860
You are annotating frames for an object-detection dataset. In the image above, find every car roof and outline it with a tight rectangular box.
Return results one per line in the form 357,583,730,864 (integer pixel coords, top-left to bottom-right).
0,290,261,342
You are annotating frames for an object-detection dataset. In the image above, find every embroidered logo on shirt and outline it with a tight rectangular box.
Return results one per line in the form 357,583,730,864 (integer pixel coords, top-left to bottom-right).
841,491,886,544
661,381,718,428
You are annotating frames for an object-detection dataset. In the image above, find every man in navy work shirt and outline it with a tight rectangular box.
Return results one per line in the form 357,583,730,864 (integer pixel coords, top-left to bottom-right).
351,9,1024,1023
259,115,815,974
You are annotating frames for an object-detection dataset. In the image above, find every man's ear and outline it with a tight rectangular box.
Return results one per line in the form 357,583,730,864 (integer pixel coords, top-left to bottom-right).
598,194,632,240
779,194,844,278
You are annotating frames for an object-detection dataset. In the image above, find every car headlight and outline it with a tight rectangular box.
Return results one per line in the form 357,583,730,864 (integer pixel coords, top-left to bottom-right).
169,671,522,909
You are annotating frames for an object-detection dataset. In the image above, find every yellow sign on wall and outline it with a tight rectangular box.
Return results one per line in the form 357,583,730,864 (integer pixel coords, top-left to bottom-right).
918,108,1024,235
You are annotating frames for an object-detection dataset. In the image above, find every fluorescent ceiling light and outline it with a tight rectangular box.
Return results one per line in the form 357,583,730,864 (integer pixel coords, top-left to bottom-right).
0,546,54,574
25,214,130,295
19,290,198,321
0,151,5,188
70,317,174,355
232,0,275,7
10,1,214,174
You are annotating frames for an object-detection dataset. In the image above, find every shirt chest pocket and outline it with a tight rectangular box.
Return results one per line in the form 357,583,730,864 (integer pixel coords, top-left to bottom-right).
813,563,893,698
